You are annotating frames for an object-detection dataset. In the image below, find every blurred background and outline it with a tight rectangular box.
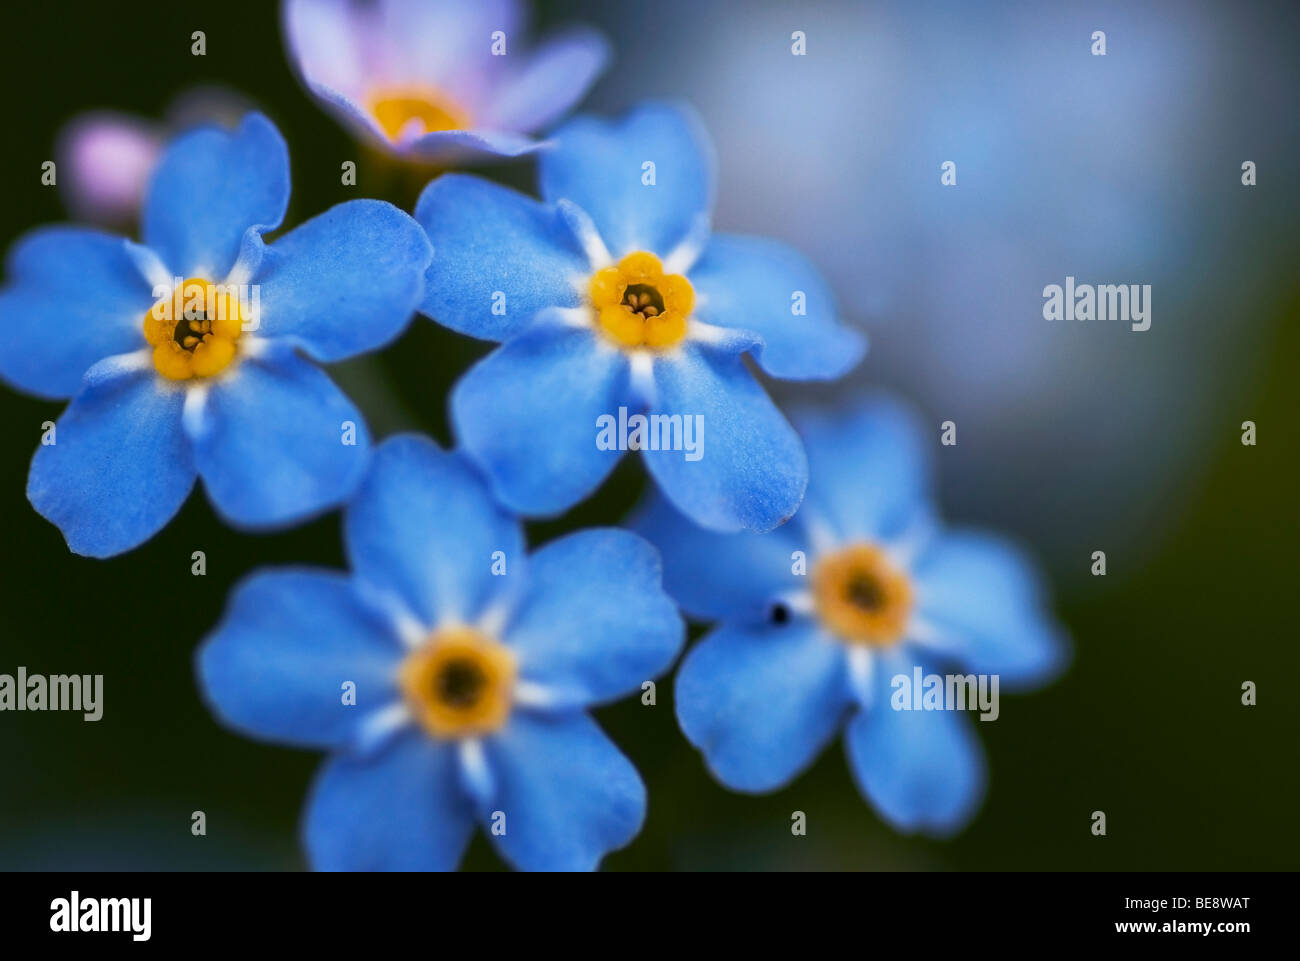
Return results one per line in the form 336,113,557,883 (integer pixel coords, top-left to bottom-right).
0,0,1296,870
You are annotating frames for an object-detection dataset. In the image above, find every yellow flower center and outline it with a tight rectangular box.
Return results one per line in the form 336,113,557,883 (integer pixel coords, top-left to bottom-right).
588,251,693,350
399,627,516,739
142,277,242,381
811,544,913,646
368,86,469,141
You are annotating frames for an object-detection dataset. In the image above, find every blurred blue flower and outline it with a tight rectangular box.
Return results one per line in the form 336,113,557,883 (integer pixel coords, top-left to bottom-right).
417,102,866,533
585,0,1300,567
283,0,608,163
633,394,1068,835
198,434,683,871
0,112,432,557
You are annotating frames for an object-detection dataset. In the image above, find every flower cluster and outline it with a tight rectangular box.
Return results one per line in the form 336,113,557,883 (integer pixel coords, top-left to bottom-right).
0,0,1067,870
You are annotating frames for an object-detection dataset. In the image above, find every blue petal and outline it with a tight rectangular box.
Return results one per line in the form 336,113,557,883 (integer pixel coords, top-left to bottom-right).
415,175,588,341
540,102,714,259
198,569,404,750
629,491,804,622
344,434,524,629
27,359,194,557
251,200,431,361
503,529,683,706
303,730,474,871
189,347,369,528
0,228,155,399
911,530,1069,687
689,233,866,380
366,0,523,89
484,26,610,132
483,710,644,871
643,342,806,533
143,113,289,280
291,79,391,146
844,649,987,836
791,393,932,543
452,313,631,515
285,84,546,163
403,128,542,163
676,619,850,793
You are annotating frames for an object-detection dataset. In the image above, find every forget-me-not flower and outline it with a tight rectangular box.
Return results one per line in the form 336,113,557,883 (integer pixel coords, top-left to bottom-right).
632,394,1068,835
416,102,866,533
283,0,608,163
198,434,684,871
0,113,432,557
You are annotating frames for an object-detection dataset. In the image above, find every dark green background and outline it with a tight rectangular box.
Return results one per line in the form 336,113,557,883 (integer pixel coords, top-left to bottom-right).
0,1,1295,870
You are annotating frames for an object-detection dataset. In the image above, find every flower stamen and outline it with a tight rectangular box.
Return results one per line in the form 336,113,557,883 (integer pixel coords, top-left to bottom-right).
811,544,913,646
142,278,242,381
588,251,692,350
399,626,516,739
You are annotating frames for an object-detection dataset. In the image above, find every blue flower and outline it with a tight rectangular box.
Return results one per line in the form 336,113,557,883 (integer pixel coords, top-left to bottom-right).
416,102,866,533
0,113,432,557
197,434,684,871
282,0,608,163
631,394,1068,836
